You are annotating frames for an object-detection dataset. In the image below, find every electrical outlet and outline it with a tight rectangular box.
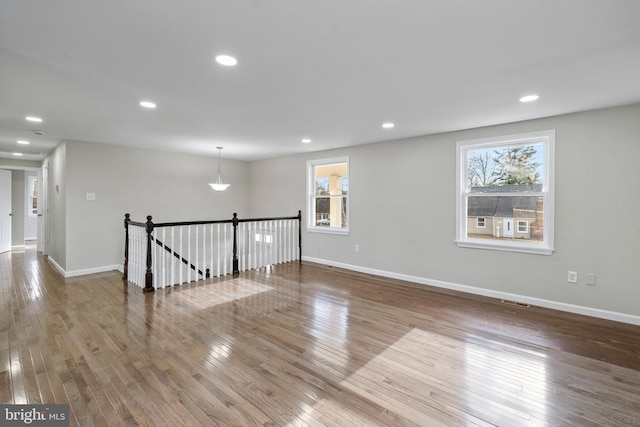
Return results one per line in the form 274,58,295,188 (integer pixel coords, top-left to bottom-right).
586,273,596,286
567,271,578,283
86,192,96,201
354,244,360,253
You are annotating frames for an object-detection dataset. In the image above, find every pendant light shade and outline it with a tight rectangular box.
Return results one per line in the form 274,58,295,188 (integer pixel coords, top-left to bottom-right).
209,147,230,191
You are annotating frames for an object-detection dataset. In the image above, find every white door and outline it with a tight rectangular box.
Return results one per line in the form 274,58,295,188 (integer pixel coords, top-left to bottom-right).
503,218,514,238
0,169,12,253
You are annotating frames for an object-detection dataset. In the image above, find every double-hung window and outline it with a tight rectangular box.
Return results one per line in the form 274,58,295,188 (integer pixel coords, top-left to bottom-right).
27,175,38,217
456,130,555,255
307,157,349,234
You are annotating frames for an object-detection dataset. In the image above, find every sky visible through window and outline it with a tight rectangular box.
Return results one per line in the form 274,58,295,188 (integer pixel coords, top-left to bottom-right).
466,143,544,188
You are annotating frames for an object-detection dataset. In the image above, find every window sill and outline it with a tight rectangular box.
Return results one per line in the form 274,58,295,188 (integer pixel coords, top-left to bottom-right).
455,239,553,255
307,227,350,236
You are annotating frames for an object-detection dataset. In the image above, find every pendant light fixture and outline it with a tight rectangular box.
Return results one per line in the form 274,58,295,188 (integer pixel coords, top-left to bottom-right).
209,146,230,191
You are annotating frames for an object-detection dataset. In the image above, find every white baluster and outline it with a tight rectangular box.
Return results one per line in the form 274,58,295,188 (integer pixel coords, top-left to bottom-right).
237,222,243,272
159,227,165,288
216,223,221,277
187,225,192,283
179,226,183,285
170,227,175,287
195,224,199,282
210,223,214,278
223,223,227,276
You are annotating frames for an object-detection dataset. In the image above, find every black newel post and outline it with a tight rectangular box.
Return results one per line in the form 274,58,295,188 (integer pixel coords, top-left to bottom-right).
144,215,155,293
232,212,239,277
123,213,130,281
297,210,302,264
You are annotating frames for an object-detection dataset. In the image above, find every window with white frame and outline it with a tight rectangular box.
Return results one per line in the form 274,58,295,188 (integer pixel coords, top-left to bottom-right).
307,157,349,234
456,130,555,255
27,175,38,217
517,220,529,233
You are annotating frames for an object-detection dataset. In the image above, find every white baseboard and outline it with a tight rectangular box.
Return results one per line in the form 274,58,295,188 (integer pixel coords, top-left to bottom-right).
48,256,65,277
47,257,121,278
302,256,640,326
11,245,26,251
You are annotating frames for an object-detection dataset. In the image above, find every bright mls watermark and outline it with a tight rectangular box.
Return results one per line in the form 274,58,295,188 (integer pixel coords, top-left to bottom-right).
1,405,69,426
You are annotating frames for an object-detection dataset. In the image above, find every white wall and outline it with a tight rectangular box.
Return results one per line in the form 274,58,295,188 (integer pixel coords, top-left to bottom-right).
249,103,640,322
48,142,67,269
46,140,251,275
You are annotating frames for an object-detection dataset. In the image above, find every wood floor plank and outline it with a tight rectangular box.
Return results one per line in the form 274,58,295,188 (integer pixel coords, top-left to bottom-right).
2,246,640,426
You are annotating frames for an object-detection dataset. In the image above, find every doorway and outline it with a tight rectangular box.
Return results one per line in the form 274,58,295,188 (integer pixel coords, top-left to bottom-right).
0,166,46,254
0,169,11,253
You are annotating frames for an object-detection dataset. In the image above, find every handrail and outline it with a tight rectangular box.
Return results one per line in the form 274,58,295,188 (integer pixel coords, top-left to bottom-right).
123,211,302,292
132,214,300,228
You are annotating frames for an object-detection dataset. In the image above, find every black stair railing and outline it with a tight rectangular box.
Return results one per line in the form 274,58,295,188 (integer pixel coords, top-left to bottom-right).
123,211,302,293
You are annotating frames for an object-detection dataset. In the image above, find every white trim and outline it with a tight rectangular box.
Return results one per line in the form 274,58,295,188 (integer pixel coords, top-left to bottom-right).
302,256,640,326
65,265,121,278
48,257,120,278
455,239,553,255
11,245,26,251
307,227,350,236
48,256,65,277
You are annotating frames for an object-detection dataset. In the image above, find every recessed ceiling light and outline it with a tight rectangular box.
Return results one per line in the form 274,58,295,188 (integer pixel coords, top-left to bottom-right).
301,138,311,144
519,94,540,103
139,101,157,109
382,123,395,129
215,55,238,66
13,153,23,156
17,140,30,145
25,116,43,122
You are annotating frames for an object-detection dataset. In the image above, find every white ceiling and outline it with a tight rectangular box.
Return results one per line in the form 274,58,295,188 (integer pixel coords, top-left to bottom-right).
1,0,639,162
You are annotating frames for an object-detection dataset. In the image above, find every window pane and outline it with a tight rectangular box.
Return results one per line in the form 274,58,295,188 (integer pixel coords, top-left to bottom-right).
315,198,330,226
314,196,347,228
467,143,544,189
315,177,329,196
467,195,543,242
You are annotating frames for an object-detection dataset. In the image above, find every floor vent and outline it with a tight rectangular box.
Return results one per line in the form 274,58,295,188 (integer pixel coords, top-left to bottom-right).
501,299,530,308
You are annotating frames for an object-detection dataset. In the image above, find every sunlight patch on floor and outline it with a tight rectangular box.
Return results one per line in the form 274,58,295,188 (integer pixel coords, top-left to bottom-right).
171,279,274,310
338,327,549,426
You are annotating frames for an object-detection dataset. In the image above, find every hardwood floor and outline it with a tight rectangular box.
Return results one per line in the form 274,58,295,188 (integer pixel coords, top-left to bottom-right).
2,246,640,426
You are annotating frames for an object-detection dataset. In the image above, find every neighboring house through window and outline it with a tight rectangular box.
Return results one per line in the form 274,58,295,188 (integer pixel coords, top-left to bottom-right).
456,130,555,255
307,157,349,234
